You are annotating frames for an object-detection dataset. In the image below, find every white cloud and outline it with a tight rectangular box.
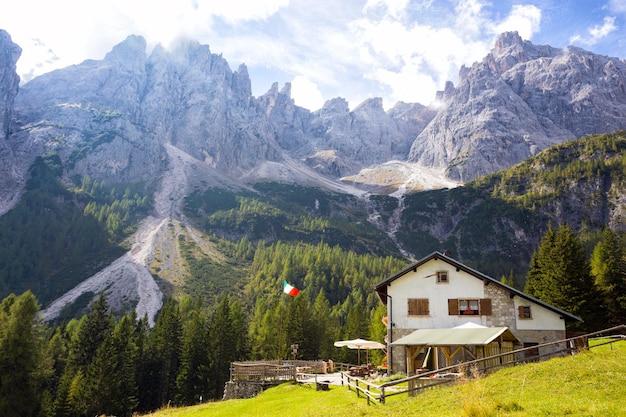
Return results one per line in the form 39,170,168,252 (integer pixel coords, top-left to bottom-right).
609,0,626,14
570,16,618,46
291,75,325,110
199,0,290,23
363,0,410,19
492,4,542,40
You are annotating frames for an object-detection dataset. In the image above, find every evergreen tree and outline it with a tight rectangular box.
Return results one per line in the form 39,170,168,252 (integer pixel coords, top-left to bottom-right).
591,228,626,326
0,292,42,417
140,298,182,409
501,269,520,290
311,289,336,360
208,296,235,399
229,300,250,362
175,302,210,406
66,292,114,373
285,295,313,358
525,224,603,331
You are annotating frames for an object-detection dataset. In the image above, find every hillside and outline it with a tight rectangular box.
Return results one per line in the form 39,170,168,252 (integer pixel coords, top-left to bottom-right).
395,130,626,280
0,132,625,322
1,25,626,323
144,339,626,417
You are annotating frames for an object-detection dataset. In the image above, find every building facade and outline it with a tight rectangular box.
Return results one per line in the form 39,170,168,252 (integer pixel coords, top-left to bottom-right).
374,252,581,373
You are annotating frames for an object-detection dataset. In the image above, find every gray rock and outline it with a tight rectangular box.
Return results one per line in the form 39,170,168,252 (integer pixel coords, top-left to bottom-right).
409,31,626,181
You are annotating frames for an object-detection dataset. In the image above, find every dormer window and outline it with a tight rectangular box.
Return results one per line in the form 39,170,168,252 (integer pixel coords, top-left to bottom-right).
436,271,449,283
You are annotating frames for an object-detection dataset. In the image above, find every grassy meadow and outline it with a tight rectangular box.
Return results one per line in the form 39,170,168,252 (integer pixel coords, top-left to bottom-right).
144,339,626,417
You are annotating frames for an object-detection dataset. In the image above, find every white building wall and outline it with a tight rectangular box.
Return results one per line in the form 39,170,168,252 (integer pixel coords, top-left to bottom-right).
389,259,488,329
514,298,566,331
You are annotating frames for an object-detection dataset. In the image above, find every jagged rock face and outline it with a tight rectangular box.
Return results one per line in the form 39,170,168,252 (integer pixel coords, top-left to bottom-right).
13,36,283,184
4,30,626,192
306,97,435,176
0,30,21,141
0,30,23,214
409,32,626,181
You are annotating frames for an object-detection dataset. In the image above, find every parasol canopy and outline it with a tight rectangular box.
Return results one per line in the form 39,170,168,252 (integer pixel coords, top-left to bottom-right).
334,338,386,365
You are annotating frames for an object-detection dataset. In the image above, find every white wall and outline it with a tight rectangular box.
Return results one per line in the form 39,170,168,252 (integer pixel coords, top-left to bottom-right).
514,298,566,330
388,259,488,329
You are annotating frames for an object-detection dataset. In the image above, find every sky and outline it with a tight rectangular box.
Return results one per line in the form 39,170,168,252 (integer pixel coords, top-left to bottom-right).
1,0,625,111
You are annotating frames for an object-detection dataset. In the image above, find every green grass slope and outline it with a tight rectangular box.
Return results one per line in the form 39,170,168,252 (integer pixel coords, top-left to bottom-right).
143,340,626,417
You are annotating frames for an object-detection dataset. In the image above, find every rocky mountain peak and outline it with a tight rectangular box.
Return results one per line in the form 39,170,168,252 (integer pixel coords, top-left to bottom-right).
487,31,559,74
409,33,626,182
104,35,147,66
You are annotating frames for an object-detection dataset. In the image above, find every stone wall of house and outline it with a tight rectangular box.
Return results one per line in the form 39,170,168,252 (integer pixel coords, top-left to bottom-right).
389,328,415,373
515,329,568,356
484,282,517,329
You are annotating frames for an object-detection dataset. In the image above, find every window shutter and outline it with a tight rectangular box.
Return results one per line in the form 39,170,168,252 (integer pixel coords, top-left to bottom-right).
480,298,492,315
448,299,458,315
420,298,430,315
408,299,418,315
518,305,525,318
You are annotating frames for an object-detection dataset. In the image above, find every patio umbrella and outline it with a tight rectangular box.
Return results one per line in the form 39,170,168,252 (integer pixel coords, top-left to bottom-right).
334,338,386,365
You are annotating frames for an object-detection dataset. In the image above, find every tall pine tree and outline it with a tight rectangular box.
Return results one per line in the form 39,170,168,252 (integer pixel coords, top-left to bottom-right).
525,224,603,331
591,228,626,326
0,292,42,417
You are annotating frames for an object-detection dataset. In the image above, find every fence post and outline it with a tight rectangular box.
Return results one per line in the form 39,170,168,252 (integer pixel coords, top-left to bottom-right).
380,386,385,404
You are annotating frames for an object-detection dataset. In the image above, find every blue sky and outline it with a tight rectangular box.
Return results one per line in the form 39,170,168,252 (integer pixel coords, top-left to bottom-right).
1,0,625,111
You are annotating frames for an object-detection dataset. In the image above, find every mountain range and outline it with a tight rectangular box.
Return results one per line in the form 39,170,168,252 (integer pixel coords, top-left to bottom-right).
1,28,625,323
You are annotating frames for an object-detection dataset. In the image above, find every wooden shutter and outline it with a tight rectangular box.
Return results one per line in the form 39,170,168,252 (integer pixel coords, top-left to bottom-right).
408,299,429,315
480,298,492,315
448,299,458,315
419,298,430,315
518,305,525,318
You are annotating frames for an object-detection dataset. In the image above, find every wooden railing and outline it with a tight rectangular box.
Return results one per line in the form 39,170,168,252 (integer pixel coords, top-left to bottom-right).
341,325,625,405
230,360,329,382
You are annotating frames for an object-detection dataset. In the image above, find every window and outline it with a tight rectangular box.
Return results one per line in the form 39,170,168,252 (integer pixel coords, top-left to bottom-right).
518,305,532,319
436,271,449,283
459,299,479,315
408,298,429,316
448,299,492,316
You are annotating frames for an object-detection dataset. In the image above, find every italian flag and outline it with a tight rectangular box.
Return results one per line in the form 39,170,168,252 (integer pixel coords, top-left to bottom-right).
283,280,299,297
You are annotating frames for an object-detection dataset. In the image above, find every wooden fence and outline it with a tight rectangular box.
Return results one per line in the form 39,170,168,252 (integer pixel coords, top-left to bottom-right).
341,325,626,405
230,360,329,382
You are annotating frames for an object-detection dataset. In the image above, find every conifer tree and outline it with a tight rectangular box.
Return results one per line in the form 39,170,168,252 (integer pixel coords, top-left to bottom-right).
311,289,336,360
143,298,182,408
208,296,236,399
285,295,313,358
591,228,626,326
525,224,602,331
66,292,114,373
175,302,210,405
229,300,250,362
0,291,41,417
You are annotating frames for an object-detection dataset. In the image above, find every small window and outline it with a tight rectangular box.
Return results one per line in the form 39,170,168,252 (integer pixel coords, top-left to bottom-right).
518,305,532,319
408,298,429,316
459,299,480,315
436,271,449,283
